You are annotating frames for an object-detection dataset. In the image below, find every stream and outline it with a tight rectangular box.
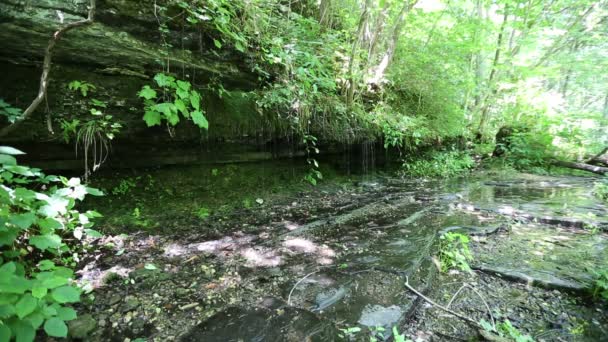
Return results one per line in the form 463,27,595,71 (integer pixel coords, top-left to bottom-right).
73,163,608,341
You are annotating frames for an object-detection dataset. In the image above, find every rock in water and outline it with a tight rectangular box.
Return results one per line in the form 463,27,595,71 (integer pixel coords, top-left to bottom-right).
358,305,403,328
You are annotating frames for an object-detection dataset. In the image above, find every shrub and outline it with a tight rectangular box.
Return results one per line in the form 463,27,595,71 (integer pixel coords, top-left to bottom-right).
438,232,473,273
402,151,474,178
593,178,608,203
0,146,103,341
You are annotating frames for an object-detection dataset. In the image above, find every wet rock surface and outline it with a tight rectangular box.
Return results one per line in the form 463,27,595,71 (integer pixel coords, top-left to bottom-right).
77,171,608,341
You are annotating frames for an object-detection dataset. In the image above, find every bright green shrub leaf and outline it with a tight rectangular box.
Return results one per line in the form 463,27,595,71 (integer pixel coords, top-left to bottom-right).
52,268,74,279
15,294,37,319
0,262,16,274
174,99,187,114
213,39,222,49
153,103,177,118
154,73,175,88
40,276,67,289
191,111,208,129
12,320,35,342
56,307,76,321
137,86,157,100
0,324,11,341
0,154,17,165
0,275,30,294
84,229,102,238
0,305,15,318
9,213,36,230
24,312,44,329
31,286,48,299
29,234,62,251
0,231,18,246
167,112,180,126
0,294,18,305
143,111,161,127
0,146,25,155
84,210,103,218
190,91,201,110
51,286,80,304
41,305,57,318
38,218,62,231
85,187,103,196
44,317,67,338
176,88,189,99
176,80,191,91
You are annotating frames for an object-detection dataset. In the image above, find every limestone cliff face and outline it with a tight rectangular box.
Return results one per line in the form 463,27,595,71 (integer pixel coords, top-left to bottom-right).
0,0,265,148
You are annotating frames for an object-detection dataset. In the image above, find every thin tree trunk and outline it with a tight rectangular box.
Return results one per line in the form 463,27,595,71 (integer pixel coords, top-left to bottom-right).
0,0,96,139
477,4,509,136
603,92,608,119
368,0,418,85
346,0,372,106
473,0,485,108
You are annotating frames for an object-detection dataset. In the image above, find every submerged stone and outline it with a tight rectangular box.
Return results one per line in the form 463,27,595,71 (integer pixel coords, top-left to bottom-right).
180,305,339,342
358,304,403,327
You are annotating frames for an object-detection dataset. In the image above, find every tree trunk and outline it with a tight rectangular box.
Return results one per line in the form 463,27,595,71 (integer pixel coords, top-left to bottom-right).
588,147,608,167
0,0,96,139
552,160,608,175
346,0,372,107
368,0,417,86
477,4,509,136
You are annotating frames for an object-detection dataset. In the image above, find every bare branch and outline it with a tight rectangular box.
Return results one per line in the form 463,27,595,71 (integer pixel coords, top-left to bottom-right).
0,0,96,139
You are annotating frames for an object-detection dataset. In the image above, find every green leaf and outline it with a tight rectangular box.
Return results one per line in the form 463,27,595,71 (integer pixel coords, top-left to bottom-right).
190,91,201,110
56,307,77,321
191,110,208,129
0,305,15,319
137,86,157,100
51,286,80,304
154,73,176,88
38,218,62,231
0,154,17,165
13,320,35,342
10,213,37,230
44,318,68,338
15,294,37,319
143,111,161,127
37,260,55,271
213,39,222,49
85,187,104,196
0,146,25,155
29,234,62,251
176,80,191,91
153,103,177,118
174,99,187,115
84,229,103,238
144,264,157,270
32,287,48,299
24,312,44,329
0,324,11,342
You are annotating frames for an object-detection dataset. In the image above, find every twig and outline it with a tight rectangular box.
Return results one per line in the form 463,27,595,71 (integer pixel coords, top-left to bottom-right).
446,284,496,330
404,276,481,328
287,270,319,306
0,0,97,138
447,284,467,309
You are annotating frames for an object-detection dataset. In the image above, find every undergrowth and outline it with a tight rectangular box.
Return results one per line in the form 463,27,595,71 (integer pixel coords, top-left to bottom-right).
401,150,475,178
